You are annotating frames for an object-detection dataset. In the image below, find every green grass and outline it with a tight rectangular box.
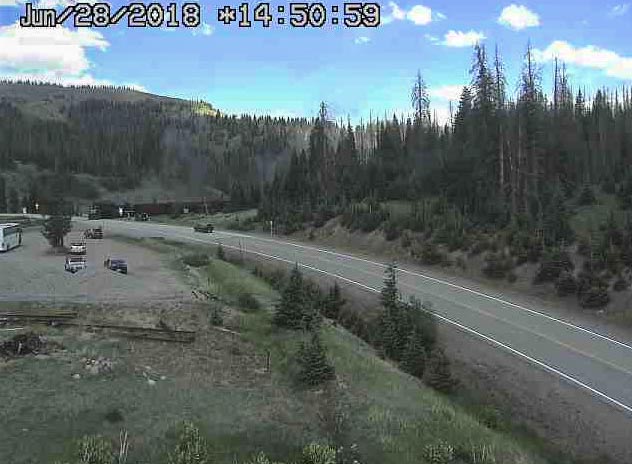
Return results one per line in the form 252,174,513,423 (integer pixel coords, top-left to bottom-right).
1,236,553,464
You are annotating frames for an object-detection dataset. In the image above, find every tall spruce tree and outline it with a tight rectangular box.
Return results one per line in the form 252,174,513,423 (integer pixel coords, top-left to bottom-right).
296,331,336,386
273,265,307,330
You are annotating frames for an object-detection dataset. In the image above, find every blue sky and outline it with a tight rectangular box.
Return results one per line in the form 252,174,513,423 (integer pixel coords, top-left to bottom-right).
1,0,631,122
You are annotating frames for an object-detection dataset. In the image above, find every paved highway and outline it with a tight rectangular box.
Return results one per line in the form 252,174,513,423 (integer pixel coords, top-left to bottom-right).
84,218,632,416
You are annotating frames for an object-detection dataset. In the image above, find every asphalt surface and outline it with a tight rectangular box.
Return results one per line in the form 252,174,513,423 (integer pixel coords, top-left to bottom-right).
81,218,632,417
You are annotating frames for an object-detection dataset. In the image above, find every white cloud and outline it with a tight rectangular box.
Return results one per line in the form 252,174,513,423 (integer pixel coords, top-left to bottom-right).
354,36,370,45
192,22,214,36
441,30,486,47
0,22,108,76
609,3,630,16
0,20,144,90
383,2,439,26
406,5,432,25
430,85,466,101
498,4,540,30
534,40,632,80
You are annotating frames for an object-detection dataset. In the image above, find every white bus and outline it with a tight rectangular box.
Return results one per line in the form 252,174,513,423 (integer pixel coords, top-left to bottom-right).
0,223,22,252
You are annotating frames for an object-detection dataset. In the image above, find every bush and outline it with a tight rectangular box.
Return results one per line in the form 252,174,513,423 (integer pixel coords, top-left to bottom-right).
216,244,226,261
418,242,445,265
168,421,210,464
383,220,401,241
423,348,456,393
182,254,210,268
506,271,517,283
423,440,455,464
210,305,223,326
579,287,610,309
482,252,513,279
555,272,578,296
533,250,574,284
74,435,113,464
400,230,413,248
614,277,629,292
238,292,260,311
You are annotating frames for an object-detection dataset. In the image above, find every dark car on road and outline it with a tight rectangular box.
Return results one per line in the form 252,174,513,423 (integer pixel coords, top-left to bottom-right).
105,258,128,274
193,223,214,233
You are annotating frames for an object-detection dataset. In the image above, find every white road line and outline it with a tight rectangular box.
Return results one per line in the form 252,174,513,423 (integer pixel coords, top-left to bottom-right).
106,222,632,415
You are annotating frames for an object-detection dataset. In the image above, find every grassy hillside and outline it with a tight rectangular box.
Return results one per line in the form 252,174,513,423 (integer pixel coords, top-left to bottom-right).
0,236,554,464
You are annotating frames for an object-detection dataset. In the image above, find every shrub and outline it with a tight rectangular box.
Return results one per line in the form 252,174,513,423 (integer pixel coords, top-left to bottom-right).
75,435,114,464
419,242,445,265
238,292,260,311
182,254,209,268
533,250,574,284
555,272,578,296
383,220,401,241
423,440,455,464
482,252,513,279
216,244,226,261
579,287,610,309
423,348,456,393
210,305,223,326
400,230,413,248
614,276,629,292
168,421,210,464
506,271,518,283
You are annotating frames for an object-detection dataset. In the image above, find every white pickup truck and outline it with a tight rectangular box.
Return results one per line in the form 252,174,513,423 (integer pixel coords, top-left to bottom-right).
65,255,87,273
69,241,87,255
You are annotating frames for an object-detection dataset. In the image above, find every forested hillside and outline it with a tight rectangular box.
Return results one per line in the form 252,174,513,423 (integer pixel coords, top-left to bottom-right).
0,80,311,208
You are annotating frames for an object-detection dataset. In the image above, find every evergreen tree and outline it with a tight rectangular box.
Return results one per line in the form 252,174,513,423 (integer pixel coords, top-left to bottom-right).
380,263,399,311
296,331,336,386
41,198,72,249
273,265,307,330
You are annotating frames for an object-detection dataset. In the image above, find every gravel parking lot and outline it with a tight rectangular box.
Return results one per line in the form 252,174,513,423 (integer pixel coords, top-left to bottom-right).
0,228,190,303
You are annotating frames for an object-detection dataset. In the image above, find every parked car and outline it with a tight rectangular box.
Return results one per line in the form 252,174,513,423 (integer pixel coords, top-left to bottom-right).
65,256,87,273
106,258,128,274
135,213,150,222
69,241,86,255
84,228,103,239
193,223,214,233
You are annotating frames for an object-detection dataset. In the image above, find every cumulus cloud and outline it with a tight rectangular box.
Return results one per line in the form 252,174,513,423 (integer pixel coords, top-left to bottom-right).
0,22,108,76
0,21,144,89
430,85,466,101
442,30,486,47
498,4,540,30
534,40,632,80
609,3,630,16
354,36,370,44
382,2,443,25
